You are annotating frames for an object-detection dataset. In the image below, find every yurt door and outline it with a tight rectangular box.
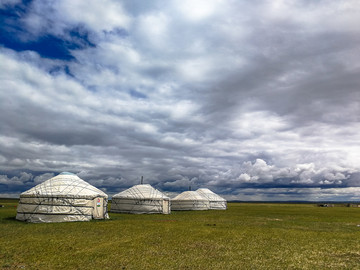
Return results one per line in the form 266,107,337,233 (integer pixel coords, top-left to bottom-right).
163,199,170,214
93,197,104,219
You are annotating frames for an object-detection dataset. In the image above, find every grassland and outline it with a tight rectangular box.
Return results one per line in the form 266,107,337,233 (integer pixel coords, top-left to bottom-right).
1,200,360,269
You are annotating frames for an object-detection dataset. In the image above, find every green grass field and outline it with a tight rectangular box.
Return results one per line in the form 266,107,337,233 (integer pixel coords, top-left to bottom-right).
1,200,360,269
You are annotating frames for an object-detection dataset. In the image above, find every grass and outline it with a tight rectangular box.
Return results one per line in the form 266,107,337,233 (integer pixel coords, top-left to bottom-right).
1,200,360,269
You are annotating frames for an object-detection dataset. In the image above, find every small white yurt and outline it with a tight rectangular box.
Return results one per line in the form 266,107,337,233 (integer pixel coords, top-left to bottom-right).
196,188,227,210
111,184,171,214
171,191,210,211
16,172,109,223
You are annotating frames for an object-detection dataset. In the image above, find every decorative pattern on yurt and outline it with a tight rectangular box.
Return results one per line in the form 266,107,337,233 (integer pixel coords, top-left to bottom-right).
171,191,210,211
196,188,227,210
16,172,109,223
111,184,170,214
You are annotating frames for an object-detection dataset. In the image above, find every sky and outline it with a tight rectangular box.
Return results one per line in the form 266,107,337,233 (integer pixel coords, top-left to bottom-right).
1,0,360,201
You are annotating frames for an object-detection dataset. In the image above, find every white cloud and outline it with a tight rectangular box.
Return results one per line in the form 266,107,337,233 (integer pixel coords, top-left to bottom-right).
0,175,26,186
136,12,169,47
239,173,251,182
174,0,221,21
24,0,131,35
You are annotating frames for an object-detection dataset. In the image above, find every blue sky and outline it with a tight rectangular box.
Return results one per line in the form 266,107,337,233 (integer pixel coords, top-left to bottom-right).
1,0,360,201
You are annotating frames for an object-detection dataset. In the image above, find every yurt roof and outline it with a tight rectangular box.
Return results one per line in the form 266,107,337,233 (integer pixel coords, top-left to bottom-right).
172,191,208,201
20,172,108,199
112,184,169,199
196,188,226,201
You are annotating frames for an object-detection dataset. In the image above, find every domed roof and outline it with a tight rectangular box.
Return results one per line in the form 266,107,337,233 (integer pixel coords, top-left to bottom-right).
172,191,208,201
112,184,169,199
20,172,107,199
196,188,226,202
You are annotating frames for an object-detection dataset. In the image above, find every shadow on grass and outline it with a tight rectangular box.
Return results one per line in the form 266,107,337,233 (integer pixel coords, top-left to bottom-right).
0,216,25,224
3,216,22,222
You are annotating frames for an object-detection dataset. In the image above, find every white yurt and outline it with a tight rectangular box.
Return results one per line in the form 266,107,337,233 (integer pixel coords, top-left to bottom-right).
171,191,210,211
16,172,109,223
111,184,171,214
196,188,227,210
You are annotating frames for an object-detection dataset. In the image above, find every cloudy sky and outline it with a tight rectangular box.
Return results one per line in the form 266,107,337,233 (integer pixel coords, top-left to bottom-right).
1,0,360,201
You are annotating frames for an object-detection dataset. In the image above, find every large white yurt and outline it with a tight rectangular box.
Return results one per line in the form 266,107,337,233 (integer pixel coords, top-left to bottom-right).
196,188,227,210
171,191,210,211
111,184,171,214
16,172,109,223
